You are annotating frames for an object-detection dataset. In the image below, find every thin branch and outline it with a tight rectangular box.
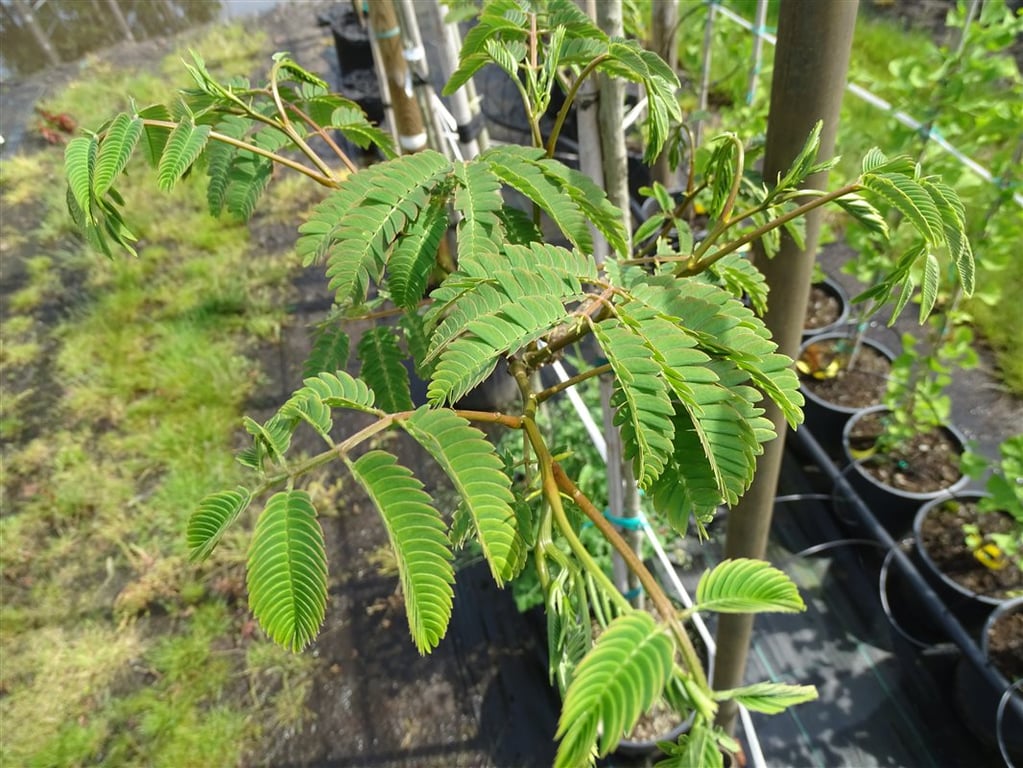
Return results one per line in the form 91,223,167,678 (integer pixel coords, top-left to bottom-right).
269,61,341,182
545,54,611,158
280,100,359,174
552,463,709,690
141,119,339,187
535,363,612,404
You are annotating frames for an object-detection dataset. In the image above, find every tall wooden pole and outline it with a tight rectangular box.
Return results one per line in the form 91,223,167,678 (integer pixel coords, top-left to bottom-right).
368,0,426,153
712,0,859,736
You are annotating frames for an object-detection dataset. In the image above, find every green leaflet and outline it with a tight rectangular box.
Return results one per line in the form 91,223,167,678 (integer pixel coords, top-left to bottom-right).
357,326,414,413
388,198,449,311
554,612,674,767
246,490,328,651
348,451,455,654
224,154,272,221
452,160,504,259
157,114,212,191
205,114,248,216
303,324,350,378
296,150,451,302
428,294,569,404
187,487,252,562
694,558,806,614
860,171,945,246
279,370,378,438
592,318,675,488
65,135,98,223
401,407,523,584
481,145,593,253
93,113,142,197
713,682,818,715
653,721,724,768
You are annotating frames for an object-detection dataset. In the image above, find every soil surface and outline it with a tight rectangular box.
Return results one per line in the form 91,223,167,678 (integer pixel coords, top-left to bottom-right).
803,282,845,332
799,337,892,411
918,499,1023,599
847,410,964,494
987,606,1023,683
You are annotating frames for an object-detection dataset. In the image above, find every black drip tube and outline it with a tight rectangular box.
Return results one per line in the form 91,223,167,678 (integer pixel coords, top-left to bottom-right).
790,427,1023,735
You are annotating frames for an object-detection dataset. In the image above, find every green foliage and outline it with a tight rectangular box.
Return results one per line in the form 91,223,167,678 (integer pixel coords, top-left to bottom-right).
959,435,1023,571
554,612,674,767
693,558,806,614
246,490,328,651
348,451,455,654
62,2,979,762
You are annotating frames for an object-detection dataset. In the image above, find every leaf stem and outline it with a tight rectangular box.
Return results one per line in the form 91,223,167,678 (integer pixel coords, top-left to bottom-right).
535,364,612,404
552,463,709,691
545,54,610,158
141,119,339,187
269,61,341,182
678,182,862,276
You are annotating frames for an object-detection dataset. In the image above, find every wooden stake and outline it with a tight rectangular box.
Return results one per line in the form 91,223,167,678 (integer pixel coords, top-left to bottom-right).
368,0,426,153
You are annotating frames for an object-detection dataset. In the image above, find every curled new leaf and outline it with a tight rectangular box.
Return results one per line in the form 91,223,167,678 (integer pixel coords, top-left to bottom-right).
693,558,805,614
247,490,328,651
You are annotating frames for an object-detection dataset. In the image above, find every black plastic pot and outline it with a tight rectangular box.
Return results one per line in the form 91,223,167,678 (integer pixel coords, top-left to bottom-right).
954,597,1023,762
839,406,969,537
802,277,850,340
318,7,373,75
797,334,895,458
912,493,1014,630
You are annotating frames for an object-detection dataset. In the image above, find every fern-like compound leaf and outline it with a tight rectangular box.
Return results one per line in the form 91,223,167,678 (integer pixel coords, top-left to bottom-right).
429,294,569,404
357,326,414,413
554,612,674,767
93,113,143,197
860,171,944,246
694,558,806,614
205,114,248,216
303,324,350,378
388,198,448,311
224,154,272,221
187,487,252,562
137,104,172,167
401,407,522,584
65,135,98,223
349,451,455,654
592,318,675,488
452,160,504,260
157,115,211,191
297,150,450,303
713,682,818,715
654,721,724,768
247,490,328,651
706,253,769,316
481,145,593,253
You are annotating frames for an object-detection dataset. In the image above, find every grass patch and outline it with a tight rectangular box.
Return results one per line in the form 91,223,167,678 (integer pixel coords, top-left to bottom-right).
1,21,325,767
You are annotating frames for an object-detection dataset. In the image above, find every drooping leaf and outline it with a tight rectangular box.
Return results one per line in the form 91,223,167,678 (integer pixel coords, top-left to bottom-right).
137,103,172,167
224,154,272,221
694,558,805,614
65,135,98,223
653,721,724,768
401,407,522,584
157,115,212,191
920,251,941,322
358,326,414,412
713,682,818,715
205,114,248,216
187,487,252,562
592,318,675,488
452,160,504,260
348,451,455,653
247,490,328,651
554,612,674,767
860,171,943,245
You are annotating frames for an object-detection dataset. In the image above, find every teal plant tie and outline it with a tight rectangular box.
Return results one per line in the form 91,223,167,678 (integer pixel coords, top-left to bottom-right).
602,508,646,531
622,586,644,600
375,25,401,40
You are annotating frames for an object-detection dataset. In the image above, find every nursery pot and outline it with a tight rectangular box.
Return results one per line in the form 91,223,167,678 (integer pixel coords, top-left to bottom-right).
802,277,850,340
839,406,969,537
797,335,895,459
912,493,1019,631
954,597,1023,762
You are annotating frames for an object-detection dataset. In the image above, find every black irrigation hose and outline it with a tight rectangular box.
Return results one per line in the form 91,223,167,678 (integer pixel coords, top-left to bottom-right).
791,426,1023,754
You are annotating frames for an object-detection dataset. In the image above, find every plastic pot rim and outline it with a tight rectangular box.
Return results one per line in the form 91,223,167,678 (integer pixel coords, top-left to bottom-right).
798,335,896,416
